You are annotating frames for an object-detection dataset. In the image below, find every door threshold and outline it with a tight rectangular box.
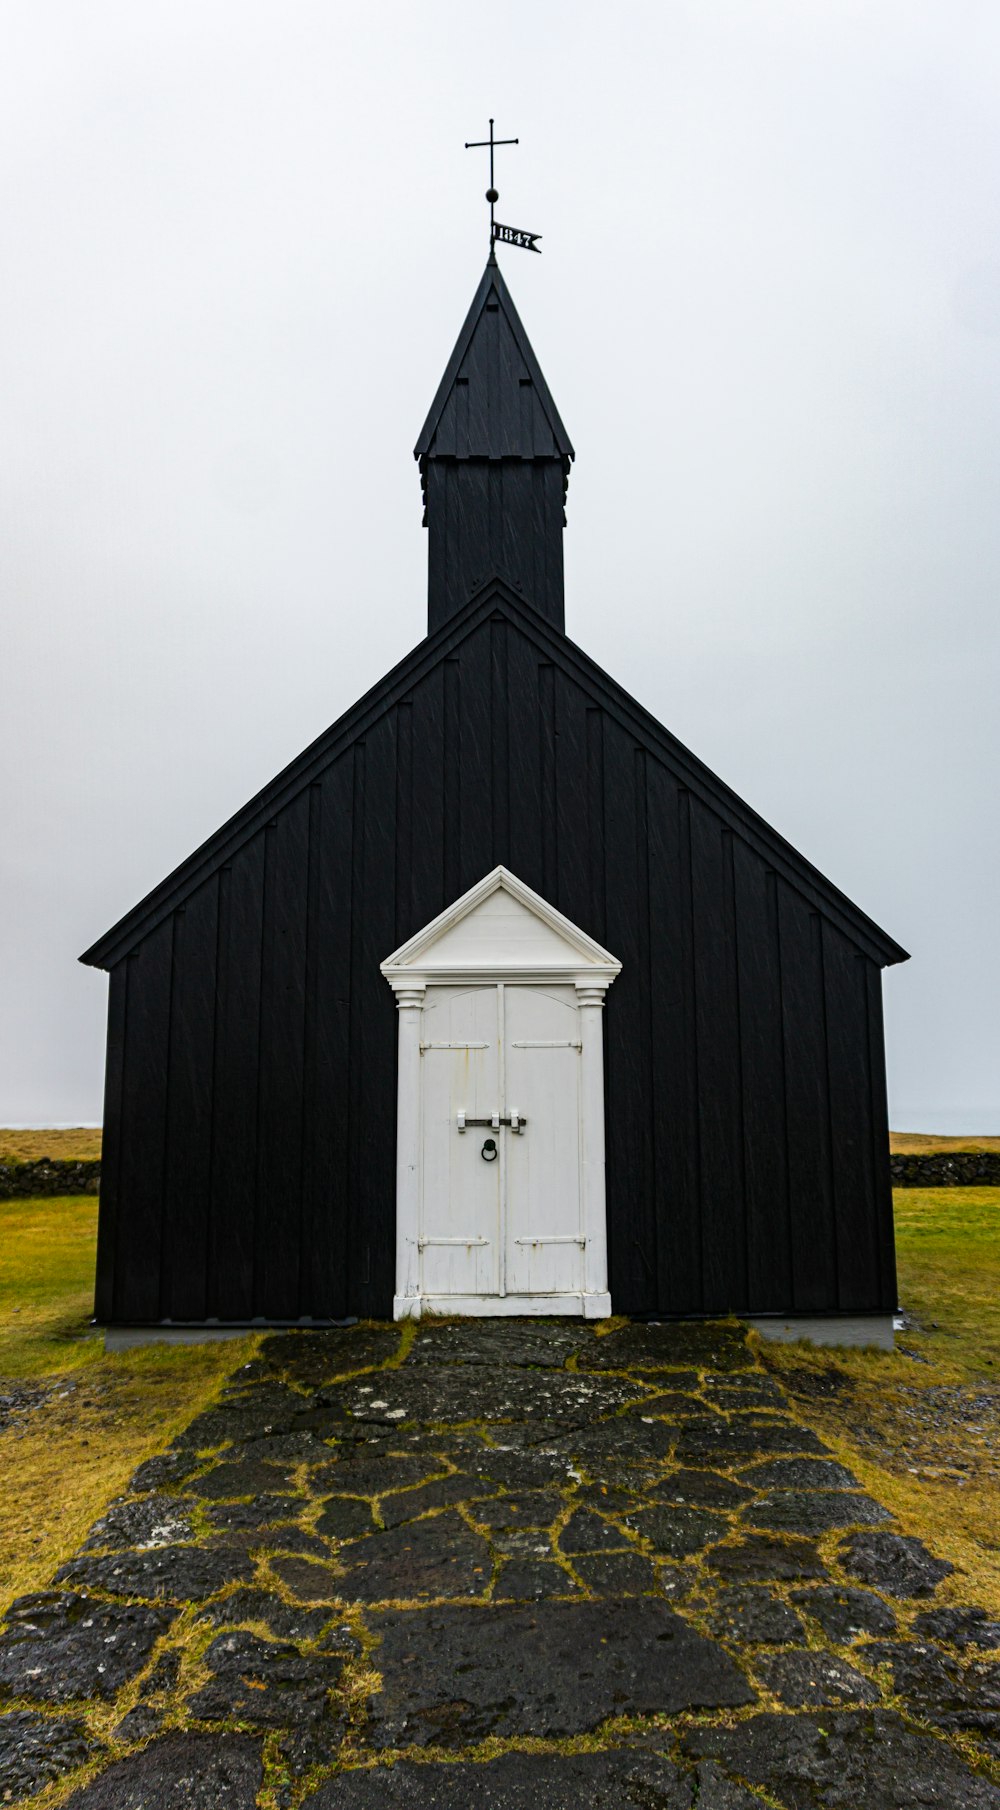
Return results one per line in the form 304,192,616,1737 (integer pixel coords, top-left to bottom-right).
394,1292,612,1321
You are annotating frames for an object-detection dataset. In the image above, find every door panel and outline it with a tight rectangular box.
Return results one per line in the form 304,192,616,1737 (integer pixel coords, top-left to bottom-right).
504,986,584,1295
419,987,500,1296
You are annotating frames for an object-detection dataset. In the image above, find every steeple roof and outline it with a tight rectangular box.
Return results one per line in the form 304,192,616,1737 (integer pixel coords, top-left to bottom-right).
415,256,574,462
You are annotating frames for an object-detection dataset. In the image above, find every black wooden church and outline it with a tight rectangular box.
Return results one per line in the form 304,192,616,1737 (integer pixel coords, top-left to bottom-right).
82,252,907,1340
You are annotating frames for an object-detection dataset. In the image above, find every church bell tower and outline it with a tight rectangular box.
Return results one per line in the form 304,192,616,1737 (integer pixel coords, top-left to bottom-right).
415,256,574,635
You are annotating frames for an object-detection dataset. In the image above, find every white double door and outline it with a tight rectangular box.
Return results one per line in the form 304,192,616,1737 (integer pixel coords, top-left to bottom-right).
419,982,585,1302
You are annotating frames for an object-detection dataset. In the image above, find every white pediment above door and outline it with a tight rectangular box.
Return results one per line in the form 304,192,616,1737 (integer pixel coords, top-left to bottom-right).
380,866,621,988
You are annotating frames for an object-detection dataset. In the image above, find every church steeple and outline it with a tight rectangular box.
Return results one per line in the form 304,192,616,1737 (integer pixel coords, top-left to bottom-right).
415,256,574,635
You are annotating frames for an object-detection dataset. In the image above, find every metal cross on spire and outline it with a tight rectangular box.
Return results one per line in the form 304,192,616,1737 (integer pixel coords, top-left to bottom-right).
465,118,542,256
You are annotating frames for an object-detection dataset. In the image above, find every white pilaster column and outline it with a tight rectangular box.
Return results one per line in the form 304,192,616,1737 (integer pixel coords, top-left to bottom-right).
391,984,425,1319
576,981,612,1318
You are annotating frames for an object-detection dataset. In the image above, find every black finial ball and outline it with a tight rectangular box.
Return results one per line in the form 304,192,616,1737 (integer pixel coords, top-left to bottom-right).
486,188,499,203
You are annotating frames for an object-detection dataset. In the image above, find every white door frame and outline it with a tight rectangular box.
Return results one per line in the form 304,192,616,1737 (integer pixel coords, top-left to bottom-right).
381,867,621,1322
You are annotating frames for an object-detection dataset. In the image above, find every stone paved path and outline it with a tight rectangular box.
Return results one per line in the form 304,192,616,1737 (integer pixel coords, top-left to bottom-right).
2,1319,1000,1807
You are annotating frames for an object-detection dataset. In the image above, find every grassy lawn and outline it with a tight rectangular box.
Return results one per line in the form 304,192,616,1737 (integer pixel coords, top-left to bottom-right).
0,1127,102,1163
0,1195,255,1611
5,1126,995,1163
890,1132,1000,1155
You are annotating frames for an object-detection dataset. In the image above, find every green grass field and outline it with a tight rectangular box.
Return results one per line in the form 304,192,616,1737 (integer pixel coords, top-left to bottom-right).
1,1186,998,1618
3,1127,997,1165
0,1127,102,1163
0,1195,255,1609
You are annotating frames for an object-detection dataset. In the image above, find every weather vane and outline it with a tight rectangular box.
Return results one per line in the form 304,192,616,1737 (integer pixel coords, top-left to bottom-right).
465,118,541,255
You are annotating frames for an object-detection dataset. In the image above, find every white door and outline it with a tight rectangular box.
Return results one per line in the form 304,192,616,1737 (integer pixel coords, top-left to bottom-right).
419,987,501,1298
418,983,584,1302
504,986,584,1296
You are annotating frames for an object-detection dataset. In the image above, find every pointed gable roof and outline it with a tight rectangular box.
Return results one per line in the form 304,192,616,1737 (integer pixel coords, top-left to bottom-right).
415,257,574,463
381,865,622,981
79,579,908,973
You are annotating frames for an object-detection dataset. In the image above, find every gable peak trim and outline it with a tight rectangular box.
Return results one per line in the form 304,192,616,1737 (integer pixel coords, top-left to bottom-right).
380,865,622,982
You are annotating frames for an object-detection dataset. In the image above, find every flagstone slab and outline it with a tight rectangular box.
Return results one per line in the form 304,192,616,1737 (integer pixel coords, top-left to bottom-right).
232,1429,335,1463
707,1586,806,1645
111,1702,165,1742
175,1393,313,1452
270,1556,344,1602
480,1418,586,1450
379,1474,499,1527
315,1497,379,1540
205,1494,303,1531
471,1489,565,1530
406,1321,587,1368
228,1524,331,1558
187,1458,301,1498
693,1761,781,1807
706,1533,827,1582
300,1747,705,1808
0,1592,174,1703
61,1730,263,1809
0,1709,102,1801
335,1511,492,1602
743,1490,891,1535
579,1322,751,1373
627,1504,732,1558
459,1444,589,1490
753,1649,879,1707
490,1527,554,1559
80,1494,196,1551
299,1747,746,1808
309,1453,443,1497
576,1480,644,1515
187,1630,348,1732
327,1367,651,1426
677,1418,827,1464
495,1560,583,1598
260,1326,402,1384
549,1416,676,1465
56,1543,254,1604
111,1649,179,1742
914,1605,1000,1650
655,1561,702,1600
683,1708,1000,1809
366,1599,755,1747
738,1455,861,1491
195,1588,344,1642
128,1448,201,1493
791,1585,897,1642
221,1379,311,1411
559,1508,630,1552
650,1469,753,1509
863,1640,1000,1738
840,1530,953,1598
701,1375,789,1409
624,1390,702,1416
571,1550,660,1595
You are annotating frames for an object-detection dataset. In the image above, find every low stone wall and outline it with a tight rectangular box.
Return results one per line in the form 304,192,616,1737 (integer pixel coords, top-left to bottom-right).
890,1152,1000,1187
2,1152,997,1199
0,1159,102,1198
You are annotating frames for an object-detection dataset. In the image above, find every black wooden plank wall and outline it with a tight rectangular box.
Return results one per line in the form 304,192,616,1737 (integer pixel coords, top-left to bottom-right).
96,614,896,1324
426,463,566,634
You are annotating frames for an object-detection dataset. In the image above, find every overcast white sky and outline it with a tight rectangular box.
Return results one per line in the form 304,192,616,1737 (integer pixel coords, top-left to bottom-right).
1,0,997,1130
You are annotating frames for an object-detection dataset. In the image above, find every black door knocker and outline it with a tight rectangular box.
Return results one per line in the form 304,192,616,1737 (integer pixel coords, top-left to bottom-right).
481,1137,498,1162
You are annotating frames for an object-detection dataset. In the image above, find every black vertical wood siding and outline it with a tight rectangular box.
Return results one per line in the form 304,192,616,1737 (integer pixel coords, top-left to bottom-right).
96,608,898,1323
